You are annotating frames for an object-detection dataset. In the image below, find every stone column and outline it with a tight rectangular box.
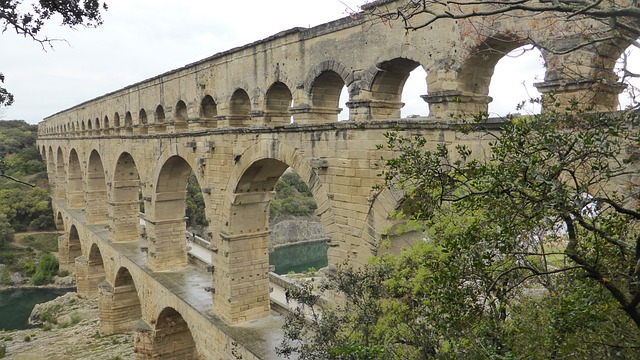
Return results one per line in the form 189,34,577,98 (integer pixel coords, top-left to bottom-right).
290,105,341,124
211,192,272,324
109,179,141,242
423,91,492,119
535,79,625,112
346,99,405,121
67,172,84,209
145,190,188,272
85,188,109,224
57,235,73,273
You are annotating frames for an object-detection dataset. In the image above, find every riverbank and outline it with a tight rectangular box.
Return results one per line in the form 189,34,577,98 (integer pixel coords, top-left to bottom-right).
0,292,133,360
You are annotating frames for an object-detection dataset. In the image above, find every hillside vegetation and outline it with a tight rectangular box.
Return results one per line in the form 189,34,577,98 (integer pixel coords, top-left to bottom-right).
0,120,58,286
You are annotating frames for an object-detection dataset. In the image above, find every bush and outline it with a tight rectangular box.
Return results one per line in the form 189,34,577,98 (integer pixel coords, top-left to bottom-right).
31,253,58,285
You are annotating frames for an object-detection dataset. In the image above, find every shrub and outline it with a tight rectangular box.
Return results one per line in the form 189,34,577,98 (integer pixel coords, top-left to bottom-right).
31,252,58,285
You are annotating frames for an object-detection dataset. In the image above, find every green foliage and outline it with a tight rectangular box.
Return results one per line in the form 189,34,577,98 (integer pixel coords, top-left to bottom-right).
270,171,317,223
0,121,54,232
0,212,14,246
185,172,208,229
31,252,59,285
22,335,30,342
280,104,640,358
0,342,5,358
20,233,59,253
39,303,63,324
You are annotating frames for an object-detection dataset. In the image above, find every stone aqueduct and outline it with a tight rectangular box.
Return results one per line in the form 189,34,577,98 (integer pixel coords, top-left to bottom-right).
36,0,633,358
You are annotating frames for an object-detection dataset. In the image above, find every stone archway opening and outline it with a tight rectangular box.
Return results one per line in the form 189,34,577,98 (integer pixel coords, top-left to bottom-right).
616,43,640,110
86,150,109,224
136,307,196,359
77,243,106,299
55,147,66,200
401,66,429,118
228,89,252,127
269,168,326,275
59,224,81,274
110,153,142,243
99,267,142,335
265,82,293,125
369,57,428,120
311,70,346,122
147,156,204,271
488,45,546,117
55,212,64,231
214,159,326,323
67,149,83,209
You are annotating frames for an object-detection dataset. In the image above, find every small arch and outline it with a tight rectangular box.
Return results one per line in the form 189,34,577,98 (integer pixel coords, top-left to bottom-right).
104,116,110,129
87,119,93,130
95,117,101,130
139,109,148,125
175,100,188,123
370,58,423,119
113,112,121,128
488,45,545,116
155,105,166,124
265,82,292,125
229,89,251,125
124,111,133,129
55,212,64,231
200,95,217,119
310,70,346,121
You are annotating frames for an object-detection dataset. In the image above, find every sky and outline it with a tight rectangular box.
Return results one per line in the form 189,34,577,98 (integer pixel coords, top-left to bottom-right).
0,0,634,124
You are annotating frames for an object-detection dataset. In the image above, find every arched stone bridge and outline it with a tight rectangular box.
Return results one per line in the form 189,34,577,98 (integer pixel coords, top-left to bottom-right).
36,0,633,358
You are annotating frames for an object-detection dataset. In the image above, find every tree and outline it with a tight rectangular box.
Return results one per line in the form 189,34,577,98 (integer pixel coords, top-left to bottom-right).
278,103,640,358
0,0,108,107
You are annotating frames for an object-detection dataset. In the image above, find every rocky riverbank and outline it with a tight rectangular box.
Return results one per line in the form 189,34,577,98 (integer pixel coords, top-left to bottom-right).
0,292,133,360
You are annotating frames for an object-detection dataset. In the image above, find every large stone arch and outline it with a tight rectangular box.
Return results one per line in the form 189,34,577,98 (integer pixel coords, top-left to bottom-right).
55,147,66,200
67,149,84,208
59,224,82,273
135,307,197,359
77,242,106,299
146,155,199,271
99,266,142,335
211,140,333,323
109,152,141,243
85,150,109,224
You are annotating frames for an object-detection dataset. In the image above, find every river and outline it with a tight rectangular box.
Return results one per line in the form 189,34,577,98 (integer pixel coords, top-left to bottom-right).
0,287,74,330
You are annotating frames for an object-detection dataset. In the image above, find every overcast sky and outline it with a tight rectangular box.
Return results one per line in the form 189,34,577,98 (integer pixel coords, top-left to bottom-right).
0,0,633,124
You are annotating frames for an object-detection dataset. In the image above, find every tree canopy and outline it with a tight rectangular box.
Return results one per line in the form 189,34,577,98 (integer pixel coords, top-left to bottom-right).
0,0,107,107
278,102,640,358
